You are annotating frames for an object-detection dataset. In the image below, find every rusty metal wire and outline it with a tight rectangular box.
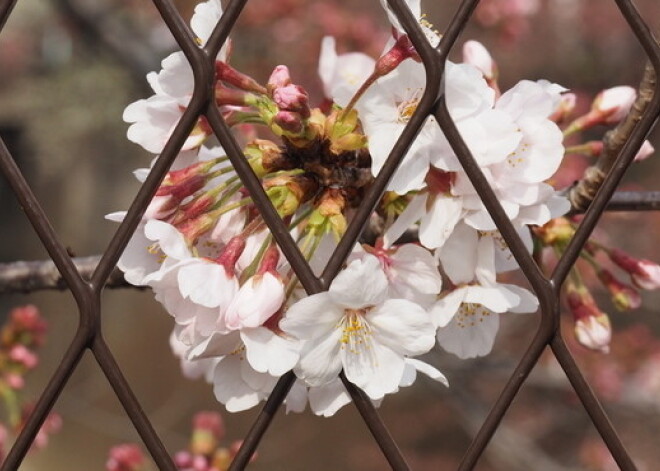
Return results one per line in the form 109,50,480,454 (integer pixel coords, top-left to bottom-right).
0,0,659,470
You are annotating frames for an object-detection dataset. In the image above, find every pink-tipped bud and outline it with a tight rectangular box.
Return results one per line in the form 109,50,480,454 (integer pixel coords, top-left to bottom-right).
591,86,636,124
633,140,654,162
549,92,577,123
216,61,267,94
374,33,417,78
462,40,497,81
597,269,641,311
267,65,292,92
106,444,145,471
608,248,660,290
273,84,310,117
9,345,39,369
273,110,304,134
567,284,611,353
575,314,612,354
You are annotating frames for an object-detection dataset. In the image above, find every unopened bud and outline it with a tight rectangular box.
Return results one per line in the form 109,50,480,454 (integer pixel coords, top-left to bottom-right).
608,248,660,290
567,284,611,352
374,33,417,78
597,269,641,311
592,86,636,124
462,40,497,81
267,65,291,93
575,314,612,354
273,110,304,135
273,84,310,117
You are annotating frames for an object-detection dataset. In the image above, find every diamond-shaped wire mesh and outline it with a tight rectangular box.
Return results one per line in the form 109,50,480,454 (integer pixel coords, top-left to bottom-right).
0,0,659,469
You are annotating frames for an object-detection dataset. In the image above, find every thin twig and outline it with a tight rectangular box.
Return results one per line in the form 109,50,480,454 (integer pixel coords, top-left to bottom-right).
567,62,657,210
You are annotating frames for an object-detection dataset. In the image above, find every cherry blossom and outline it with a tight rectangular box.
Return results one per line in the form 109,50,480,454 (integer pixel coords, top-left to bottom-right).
280,255,436,400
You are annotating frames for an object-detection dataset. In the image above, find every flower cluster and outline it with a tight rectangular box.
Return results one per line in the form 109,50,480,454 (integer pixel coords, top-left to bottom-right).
111,0,653,416
106,411,252,471
0,305,61,462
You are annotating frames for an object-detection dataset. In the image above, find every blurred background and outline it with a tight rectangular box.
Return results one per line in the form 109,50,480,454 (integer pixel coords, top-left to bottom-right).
1,0,660,469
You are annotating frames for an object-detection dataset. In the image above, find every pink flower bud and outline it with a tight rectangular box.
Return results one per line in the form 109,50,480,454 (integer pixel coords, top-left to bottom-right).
462,40,497,80
374,32,417,78
597,269,641,311
608,248,660,290
267,65,291,91
272,84,310,117
633,140,654,162
9,345,39,369
591,86,636,124
273,110,304,134
106,444,145,471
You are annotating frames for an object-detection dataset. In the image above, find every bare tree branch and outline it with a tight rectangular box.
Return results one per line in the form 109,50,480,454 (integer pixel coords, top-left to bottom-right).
0,256,133,294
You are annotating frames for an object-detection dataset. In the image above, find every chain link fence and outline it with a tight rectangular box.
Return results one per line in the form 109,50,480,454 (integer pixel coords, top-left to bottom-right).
0,0,659,469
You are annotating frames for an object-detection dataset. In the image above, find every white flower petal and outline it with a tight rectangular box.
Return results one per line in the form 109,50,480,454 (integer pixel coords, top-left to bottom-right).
368,299,435,356
329,256,388,308
241,327,300,376
296,330,344,387
308,380,352,417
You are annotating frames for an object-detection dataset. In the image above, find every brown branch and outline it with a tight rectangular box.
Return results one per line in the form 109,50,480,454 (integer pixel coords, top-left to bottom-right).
567,62,657,210
0,256,133,294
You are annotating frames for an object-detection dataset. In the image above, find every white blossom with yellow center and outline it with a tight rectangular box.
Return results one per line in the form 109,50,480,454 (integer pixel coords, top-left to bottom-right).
280,255,437,400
